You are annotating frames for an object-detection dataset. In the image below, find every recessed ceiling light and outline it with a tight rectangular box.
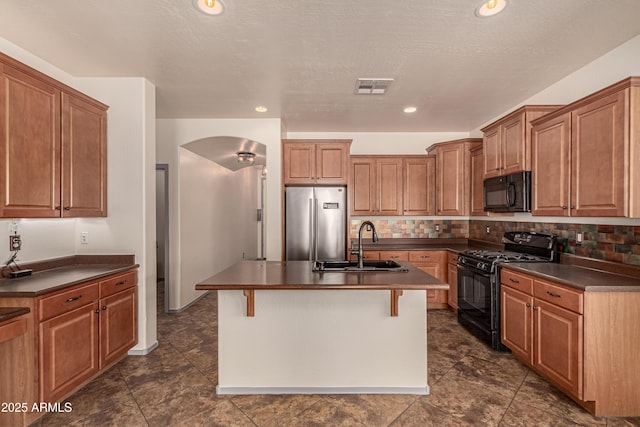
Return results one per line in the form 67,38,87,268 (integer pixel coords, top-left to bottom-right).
475,0,507,17
255,106,268,113
194,0,225,16
404,106,417,113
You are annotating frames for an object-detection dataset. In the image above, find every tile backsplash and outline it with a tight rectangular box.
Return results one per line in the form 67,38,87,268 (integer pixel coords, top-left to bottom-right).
349,219,469,239
349,218,640,266
469,220,640,266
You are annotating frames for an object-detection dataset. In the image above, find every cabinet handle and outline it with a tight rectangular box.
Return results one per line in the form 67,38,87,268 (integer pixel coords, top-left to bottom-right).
546,291,562,298
63,206,70,211
495,168,500,171
65,295,82,303
509,278,520,283
420,255,430,259
526,303,531,307
55,206,62,211
561,206,567,210
102,305,107,310
532,306,538,310
570,205,576,209
390,256,399,259
116,280,127,286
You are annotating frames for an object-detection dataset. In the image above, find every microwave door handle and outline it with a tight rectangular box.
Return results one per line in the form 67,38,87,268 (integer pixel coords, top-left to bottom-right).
507,182,516,207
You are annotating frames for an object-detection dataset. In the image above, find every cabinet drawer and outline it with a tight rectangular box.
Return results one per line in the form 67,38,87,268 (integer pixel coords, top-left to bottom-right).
349,251,380,261
39,283,99,321
100,271,138,298
534,280,583,314
409,251,446,263
448,251,458,265
501,269,533,294
379,251,408,261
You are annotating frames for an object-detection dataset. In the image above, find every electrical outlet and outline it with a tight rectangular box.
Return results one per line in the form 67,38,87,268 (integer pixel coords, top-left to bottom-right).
486,226,491,234
435,224,440,232
9,235,21,251
81,232,89,244
576,232,583,244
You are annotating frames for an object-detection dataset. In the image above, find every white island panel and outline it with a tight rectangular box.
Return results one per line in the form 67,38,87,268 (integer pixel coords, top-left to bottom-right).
217,289,428,394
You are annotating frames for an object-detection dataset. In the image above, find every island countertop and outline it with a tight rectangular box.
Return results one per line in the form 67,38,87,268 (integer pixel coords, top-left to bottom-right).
196,260,447,291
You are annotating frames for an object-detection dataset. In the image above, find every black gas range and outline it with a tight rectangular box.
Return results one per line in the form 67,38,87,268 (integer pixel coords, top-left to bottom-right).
457,231,556,351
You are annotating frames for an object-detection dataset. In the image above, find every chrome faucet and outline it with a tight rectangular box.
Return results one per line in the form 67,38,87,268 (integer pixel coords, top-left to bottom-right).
355,221,378,269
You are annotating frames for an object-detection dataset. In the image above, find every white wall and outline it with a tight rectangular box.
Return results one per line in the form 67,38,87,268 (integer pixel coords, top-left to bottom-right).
156,118,282,310
178,149,260,307
0,37,157,353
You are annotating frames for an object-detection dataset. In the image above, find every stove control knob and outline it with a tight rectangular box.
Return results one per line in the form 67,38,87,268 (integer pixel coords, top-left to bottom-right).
479,262,488,271
460,258,466,264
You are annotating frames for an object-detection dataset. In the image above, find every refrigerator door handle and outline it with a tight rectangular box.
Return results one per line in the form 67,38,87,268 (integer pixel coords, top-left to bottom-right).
308,198,314,261
314,198,319,262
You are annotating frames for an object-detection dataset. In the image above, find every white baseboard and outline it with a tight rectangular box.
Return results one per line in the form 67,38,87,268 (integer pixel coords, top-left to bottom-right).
216,386,430,395
127,340,158,356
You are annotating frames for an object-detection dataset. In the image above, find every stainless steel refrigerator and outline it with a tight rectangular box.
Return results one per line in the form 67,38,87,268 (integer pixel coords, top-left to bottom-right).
285,186,347,261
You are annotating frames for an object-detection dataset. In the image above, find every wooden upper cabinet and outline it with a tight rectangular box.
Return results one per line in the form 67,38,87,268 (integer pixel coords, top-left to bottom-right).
0,63,61,218
428,138,482,216
482,106,560,180
532,78,639,217
349,156,402,216
470,146,487,216
403,156,435,216
0,53,108,219
62,93,107,217
282,139,351,185
532,112,572,216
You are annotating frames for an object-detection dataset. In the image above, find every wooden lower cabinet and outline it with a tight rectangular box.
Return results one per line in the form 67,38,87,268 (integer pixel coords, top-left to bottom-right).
40,302,100,403
500,267,639,417
100,287,137,368
0,269,138,424
447,251,458,309
408,251,448,309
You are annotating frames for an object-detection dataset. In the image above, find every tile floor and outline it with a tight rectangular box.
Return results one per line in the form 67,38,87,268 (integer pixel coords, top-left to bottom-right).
35,288,639,426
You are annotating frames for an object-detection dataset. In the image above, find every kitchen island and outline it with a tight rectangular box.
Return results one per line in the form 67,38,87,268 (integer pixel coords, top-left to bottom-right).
196,260,446,395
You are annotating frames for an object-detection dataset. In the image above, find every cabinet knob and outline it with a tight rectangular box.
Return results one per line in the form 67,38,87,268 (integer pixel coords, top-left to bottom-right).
526,303,531,308
561,206,567,209
495,168,500,171
55,206,62,211
102,306,107,310
570,205,576,209
532,306,538,310
63,206,70,211
95,309,100,314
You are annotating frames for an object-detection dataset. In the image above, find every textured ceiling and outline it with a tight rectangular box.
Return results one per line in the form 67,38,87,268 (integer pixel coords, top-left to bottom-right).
1,0,640,132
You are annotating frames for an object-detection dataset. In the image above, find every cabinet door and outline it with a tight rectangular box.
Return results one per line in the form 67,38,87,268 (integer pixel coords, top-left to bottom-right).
532,112,571,216
40,303,100,402
483,126,501,179
0,64,61,218
533,299,583,399
283,142,315,184
350,157,376,215
376,158,403,215
501,285,533,364
403,157,435,215
100,287,137,367
61,93,107,217
571,90,626,217
315,143,349,184
447,263,458,309
470,147,486,216
436,144,464,215
501,112,526,175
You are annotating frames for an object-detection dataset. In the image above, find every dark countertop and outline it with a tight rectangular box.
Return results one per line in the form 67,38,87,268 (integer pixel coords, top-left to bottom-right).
351,238,500,253
0,306,30,323
0,255,138,297
502,263,640,292
196,260,448,291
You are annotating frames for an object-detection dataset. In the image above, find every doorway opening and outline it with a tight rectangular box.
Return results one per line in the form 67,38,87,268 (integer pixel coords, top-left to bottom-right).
156,164,169,313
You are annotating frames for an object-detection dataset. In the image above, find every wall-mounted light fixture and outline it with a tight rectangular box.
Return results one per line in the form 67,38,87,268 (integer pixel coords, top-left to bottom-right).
194,0,225,16
237,151,256,165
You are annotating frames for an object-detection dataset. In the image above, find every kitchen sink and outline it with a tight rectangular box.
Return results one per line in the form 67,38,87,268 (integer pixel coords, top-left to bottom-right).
312,260,409,272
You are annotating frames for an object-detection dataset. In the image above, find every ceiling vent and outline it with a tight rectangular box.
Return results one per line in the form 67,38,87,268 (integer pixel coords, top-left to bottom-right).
354,78,394,95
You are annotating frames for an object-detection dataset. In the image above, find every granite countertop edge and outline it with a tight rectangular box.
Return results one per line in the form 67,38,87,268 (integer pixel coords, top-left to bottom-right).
501,263,640,292
0,255,139,297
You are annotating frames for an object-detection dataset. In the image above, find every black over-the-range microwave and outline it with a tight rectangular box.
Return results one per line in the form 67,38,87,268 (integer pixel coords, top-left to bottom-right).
483,171,531,213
